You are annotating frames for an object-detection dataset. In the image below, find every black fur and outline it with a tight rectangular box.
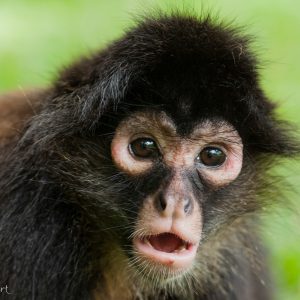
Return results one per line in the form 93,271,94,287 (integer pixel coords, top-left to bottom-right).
0,13,298,300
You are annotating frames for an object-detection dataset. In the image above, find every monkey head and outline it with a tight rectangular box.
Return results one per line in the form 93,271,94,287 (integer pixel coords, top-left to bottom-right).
43,15,296,292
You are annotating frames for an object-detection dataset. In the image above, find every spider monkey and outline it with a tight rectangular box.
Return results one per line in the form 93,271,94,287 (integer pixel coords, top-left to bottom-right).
0,12,298,300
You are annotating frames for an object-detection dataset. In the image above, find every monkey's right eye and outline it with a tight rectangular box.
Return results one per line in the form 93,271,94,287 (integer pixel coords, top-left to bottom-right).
129,138,159,159
196,146,226,167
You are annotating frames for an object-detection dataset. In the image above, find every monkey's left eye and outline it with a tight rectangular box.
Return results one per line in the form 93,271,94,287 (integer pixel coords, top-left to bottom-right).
196,146,226,167
129,138,159,159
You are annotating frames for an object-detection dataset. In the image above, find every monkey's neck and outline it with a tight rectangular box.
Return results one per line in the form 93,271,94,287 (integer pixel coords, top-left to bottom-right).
92,244,135,300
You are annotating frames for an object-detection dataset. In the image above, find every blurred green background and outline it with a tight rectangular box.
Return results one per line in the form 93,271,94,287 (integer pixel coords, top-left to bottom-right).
0,0,299,299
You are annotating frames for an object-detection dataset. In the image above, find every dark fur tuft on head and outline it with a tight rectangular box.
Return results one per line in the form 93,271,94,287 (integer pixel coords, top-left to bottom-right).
45,12,297,157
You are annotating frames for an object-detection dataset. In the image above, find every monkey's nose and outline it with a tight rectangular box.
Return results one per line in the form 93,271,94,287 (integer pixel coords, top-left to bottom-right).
155,191,193,218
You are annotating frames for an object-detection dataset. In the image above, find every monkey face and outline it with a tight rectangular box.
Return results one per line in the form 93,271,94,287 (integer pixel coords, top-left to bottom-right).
111,110,243,280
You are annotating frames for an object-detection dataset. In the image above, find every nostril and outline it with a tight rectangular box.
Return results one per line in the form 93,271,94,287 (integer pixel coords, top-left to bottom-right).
155,192,193,216
157,193,167,211
184,198,192,214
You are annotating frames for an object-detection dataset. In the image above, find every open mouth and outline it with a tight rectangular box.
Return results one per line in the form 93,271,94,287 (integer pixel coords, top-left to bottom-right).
146,232,192,253
133,232,198,270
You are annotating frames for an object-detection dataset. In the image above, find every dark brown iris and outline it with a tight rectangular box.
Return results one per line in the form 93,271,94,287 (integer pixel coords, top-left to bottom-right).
129,138,159,159
197,147,226,167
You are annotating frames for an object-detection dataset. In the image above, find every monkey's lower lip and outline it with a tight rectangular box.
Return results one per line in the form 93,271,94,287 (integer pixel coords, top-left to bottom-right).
133,233,198,270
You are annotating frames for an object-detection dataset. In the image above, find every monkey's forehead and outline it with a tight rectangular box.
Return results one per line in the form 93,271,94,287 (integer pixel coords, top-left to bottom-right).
116,110,240,141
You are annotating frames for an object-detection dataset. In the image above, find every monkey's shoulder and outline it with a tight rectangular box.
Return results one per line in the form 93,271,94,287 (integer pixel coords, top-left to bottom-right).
0,89,44,145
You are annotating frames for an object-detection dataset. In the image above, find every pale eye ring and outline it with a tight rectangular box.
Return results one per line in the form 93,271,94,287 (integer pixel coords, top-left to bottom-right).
129,138,160,159
196,146,226,167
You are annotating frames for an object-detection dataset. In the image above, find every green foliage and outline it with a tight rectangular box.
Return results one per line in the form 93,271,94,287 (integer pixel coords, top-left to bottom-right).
1,1,299,299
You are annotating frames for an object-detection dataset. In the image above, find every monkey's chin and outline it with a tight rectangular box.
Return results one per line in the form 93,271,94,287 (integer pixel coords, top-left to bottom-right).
133,232,198,272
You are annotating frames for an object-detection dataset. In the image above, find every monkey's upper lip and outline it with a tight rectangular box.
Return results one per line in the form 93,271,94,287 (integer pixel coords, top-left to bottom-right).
133,232,198,270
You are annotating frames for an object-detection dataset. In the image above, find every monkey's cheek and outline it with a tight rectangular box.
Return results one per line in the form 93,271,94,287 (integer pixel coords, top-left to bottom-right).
133,238,198,271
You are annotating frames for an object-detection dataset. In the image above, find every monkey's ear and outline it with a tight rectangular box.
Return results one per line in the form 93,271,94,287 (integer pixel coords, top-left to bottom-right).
20,60,134,143
243,95,300,157
257,120,299,157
